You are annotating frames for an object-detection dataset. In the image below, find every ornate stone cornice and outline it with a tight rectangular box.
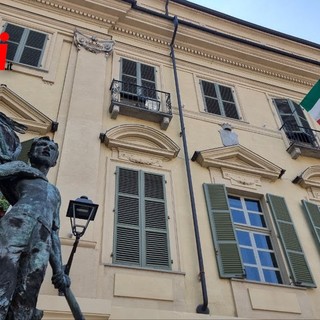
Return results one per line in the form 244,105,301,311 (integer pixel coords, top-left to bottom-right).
74,30,115,57
293,166,320,189
0,85,54,134
112,25,315,86
193,144,284,181
102,124,180,160
29,0,117,25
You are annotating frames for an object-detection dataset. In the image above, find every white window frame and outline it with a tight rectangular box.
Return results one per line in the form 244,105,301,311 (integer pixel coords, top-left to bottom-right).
3,22,48,68
228,194,283,284
200,80,240,120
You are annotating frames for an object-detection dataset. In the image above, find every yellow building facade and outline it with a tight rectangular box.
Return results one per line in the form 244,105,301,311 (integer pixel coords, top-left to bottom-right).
1,0,320,319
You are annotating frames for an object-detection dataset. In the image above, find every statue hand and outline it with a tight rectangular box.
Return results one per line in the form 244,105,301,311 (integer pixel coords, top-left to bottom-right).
51,272,71,291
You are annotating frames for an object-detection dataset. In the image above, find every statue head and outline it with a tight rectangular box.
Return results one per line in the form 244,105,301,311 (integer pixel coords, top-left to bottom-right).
28,136,59,168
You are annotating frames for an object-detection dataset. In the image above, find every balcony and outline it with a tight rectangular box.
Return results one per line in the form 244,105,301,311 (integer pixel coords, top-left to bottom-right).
280,121,320,159
109,80,172,130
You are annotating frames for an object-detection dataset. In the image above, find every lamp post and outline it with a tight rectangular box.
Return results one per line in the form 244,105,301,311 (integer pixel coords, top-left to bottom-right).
58,196,98,319
65,196,99,275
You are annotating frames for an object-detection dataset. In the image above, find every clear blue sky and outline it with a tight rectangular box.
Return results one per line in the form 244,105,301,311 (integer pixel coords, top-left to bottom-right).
191,0,320,44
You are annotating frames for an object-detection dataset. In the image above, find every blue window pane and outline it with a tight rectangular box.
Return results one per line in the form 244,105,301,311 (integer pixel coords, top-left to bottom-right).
254,234,273,249
236,230,251,246
249,213,266,227
245,266,260,281
231,209,246,224
263,269,282,284
245,199,261,212
228,196,242,209
258,251,278,268
240,248,256,264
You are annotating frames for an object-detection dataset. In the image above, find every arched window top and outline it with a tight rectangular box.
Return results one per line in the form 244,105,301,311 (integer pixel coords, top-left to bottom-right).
101,124,180,160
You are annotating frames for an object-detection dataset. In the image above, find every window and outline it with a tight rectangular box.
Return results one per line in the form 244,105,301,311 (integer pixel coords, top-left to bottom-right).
121,58,157,100
3,23,47,67
200,80,239,119
204,184,316,287
228,195,282,284
274,99,316,146
113,167,171,269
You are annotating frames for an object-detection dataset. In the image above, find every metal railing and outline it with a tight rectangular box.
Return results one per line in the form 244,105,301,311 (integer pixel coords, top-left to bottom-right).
279,121,320,148
110,79,172,115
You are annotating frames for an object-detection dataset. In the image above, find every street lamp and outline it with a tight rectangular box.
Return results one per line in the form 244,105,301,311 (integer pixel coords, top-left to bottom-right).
65,196,99,275
59,196,99,318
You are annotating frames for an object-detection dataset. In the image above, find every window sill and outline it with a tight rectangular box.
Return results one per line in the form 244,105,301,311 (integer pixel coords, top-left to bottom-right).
231,277,307,290
4,61,54,84
104,263,185,276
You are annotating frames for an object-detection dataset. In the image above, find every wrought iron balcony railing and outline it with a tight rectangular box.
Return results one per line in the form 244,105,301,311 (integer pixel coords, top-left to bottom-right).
279,121,320,158
109,80,172,130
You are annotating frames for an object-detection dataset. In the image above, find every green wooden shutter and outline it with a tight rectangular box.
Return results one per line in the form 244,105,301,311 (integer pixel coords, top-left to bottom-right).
17,139,33,163
267,194,316,287
143,172,170,269
302,200,320,248
114,167,141,266
203,184,244,278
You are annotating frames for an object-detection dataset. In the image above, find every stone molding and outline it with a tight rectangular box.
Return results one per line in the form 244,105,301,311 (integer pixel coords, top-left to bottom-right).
194,144,283,181
23,0,316,86
74,30,115,57
112,26,314,86
222,168,262,190
30,0,117,25
102,124,180,161
293,165,320,189
0,85,54,134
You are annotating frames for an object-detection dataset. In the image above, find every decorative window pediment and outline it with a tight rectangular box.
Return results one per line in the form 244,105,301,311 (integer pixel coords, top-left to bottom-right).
293,166,320,188
0,85,55,134
193,144,284,181
101,124,180,161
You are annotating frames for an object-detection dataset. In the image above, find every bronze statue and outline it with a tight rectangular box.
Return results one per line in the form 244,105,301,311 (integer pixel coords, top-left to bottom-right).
0,136,71,319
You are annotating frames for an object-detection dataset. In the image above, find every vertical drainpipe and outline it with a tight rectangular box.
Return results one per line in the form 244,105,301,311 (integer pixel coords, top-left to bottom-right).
170,15,209,315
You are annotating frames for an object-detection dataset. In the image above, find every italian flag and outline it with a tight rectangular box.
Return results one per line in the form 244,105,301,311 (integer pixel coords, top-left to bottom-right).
300,80,320,124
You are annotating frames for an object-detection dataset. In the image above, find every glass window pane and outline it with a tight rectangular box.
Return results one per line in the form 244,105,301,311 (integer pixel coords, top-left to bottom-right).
236,230,251,246
231,209,246,224
245,199,261,212
122,59,137,76
254,234,273,249
258,251,278,268
219,85,234,102
249,213,266,227
263,269,282,284
141,64,155,81
228,196,242,209
223,102,239,119
240,248,256,264
26,30,46,49
275,99,292,114
6,43,18,61
20,48,42,67
202,81,217,97
5,24,24,42
205,98,220,115
245,266,260,282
